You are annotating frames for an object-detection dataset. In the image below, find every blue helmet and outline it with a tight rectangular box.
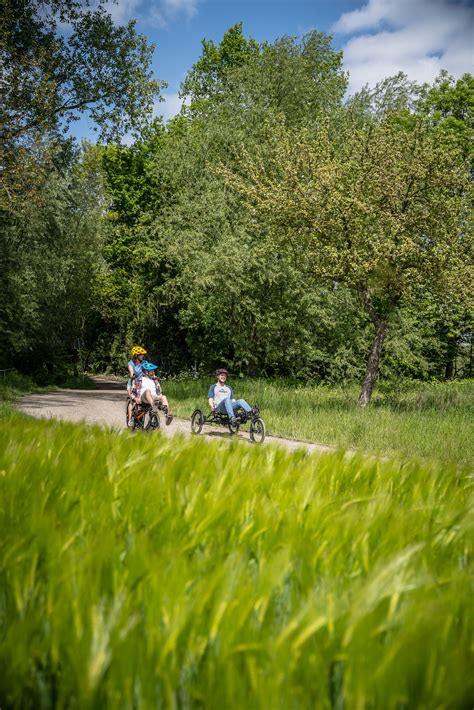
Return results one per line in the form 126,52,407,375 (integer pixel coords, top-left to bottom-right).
142,361,158,372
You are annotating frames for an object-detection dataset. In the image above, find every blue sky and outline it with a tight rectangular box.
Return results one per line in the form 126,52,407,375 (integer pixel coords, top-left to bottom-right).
76,0,473,140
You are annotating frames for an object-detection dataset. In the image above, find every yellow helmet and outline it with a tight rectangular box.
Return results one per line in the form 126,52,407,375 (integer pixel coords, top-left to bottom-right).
131,345,147,357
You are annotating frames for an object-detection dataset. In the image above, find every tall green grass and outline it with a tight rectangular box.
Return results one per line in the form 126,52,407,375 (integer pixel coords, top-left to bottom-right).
164,378,474,466
0,416,472,708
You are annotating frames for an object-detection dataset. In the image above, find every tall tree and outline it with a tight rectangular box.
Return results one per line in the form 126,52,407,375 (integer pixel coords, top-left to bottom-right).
0,0,161,373
180,22,260,113
222,83,472,403
416,72,474,377
0,0,161,145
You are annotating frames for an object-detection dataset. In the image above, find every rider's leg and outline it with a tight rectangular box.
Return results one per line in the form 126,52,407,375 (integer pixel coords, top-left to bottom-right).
156,394,174,425
142,390,155,408
126,383,133,423
233,399,251,414
216,398,234,419
156,394,169,409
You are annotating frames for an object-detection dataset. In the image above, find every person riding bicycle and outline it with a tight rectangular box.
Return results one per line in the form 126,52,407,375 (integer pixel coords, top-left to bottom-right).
140,361,174,425
127,345,147,386
127,345,147,426
208,368,252,426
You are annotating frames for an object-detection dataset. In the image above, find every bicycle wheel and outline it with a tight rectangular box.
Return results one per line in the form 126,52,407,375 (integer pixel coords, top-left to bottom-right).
146,411,160,430
228,419,240,435
191,409,204,434
125,397,133,427
133,415,145,430
250,418,266,444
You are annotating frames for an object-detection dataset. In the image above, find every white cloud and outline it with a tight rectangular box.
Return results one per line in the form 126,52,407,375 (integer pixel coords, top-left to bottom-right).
102,0,199,28
162,0,198,18
154,93,185,121
104,0,143,25
332,0,474,95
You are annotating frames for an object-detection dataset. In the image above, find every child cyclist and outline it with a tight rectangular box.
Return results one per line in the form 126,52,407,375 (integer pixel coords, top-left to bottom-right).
140,362,174,425
208,368,252,426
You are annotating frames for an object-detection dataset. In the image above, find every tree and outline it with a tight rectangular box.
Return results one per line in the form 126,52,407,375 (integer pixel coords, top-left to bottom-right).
417,72,473,163
416,72,474,378
0,0,163,374
180,22,260,113
0,142,106,373
125,29,350,375
88,27,350,375
222,90,472,403
0,0,161,145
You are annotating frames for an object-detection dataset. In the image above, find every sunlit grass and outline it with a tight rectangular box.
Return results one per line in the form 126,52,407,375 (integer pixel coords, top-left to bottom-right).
0,415,472,708
164,378,474,466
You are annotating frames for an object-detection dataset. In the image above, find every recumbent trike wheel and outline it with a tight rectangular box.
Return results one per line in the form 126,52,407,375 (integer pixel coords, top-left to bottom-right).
249,417,266,444
191,409,205,434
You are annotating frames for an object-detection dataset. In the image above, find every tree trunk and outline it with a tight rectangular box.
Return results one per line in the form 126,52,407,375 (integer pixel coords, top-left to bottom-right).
444,337,458,380
358,319,388,407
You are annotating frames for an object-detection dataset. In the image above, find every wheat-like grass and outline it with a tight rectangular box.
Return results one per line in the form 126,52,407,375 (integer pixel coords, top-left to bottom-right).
0,415,472,708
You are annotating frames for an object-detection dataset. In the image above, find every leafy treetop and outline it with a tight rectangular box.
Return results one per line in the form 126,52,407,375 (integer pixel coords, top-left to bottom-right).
0,0,162,145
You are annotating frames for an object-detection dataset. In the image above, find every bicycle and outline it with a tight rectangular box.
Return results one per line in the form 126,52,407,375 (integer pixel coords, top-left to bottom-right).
190,404,266,444
126,397,166,431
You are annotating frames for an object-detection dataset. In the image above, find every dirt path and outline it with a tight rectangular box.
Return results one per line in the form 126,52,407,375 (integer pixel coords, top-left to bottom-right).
15,377,333,454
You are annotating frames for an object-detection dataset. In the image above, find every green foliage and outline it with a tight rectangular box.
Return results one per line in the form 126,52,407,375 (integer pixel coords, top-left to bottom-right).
90,28,350,375
0,0,161,144
4,11,471,385
180,22,261,112
0,417,472,706
0,142,106,373
221,76,472,400
101,120,167,225
417,71,474,162
0,0,163,375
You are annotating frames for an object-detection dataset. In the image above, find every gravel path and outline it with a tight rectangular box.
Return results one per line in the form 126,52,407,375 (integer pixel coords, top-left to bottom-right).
15,377,334,454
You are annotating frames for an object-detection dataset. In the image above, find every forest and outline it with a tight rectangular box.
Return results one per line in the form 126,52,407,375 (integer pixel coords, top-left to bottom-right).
1,1,472,405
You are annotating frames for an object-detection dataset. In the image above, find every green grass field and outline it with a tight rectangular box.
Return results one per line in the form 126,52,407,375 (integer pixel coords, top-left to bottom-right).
0,415,472,708
165,378,474,467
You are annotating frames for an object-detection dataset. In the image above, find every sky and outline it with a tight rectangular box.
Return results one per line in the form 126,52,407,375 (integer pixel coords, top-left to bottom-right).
75,0,473,139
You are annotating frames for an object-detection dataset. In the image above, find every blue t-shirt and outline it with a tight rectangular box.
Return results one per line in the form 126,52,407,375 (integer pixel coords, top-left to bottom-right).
128,359,144,380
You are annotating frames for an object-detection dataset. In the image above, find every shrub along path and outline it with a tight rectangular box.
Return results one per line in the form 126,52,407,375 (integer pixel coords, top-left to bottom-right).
15,377,333,454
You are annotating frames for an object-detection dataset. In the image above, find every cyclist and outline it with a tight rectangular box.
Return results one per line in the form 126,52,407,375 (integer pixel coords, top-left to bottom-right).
127,345,147,427
208,368,252,426
127,345,147,383
140,362,174,425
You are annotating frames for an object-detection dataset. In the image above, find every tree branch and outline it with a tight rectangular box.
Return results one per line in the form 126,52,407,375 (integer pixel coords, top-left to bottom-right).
1,93,110,141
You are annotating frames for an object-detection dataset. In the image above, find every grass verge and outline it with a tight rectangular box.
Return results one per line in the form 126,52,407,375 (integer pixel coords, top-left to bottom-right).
163,378,474,467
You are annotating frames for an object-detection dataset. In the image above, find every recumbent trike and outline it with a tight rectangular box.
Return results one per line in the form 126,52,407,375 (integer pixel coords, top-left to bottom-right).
190,404,266,444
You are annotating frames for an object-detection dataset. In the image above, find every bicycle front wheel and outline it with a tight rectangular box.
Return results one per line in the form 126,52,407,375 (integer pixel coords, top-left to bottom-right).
250,418,266,444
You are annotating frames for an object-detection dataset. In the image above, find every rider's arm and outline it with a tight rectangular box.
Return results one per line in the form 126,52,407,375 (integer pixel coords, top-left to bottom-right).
207,384,216,410
127,363,135,379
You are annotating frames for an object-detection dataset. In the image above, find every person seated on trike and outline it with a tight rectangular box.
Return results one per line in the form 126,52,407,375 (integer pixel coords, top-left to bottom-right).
208,368,253,426
127,345,147,425
140,362,174,425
